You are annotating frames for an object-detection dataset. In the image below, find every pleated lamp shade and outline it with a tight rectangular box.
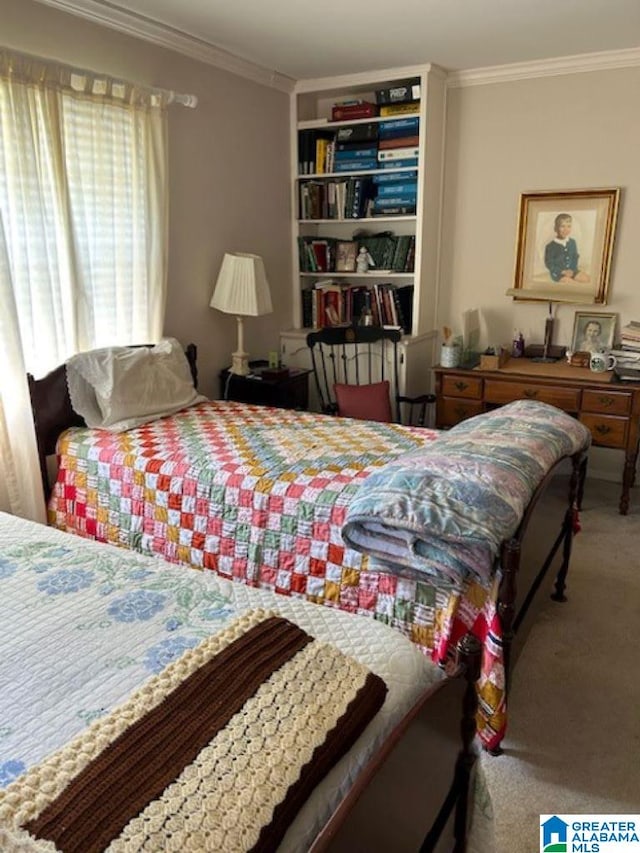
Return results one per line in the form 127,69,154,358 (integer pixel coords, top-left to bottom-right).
210,252,273,376
210,252,273,317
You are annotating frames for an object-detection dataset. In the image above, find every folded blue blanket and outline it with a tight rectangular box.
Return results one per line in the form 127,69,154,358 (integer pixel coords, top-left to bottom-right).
341,400,591,587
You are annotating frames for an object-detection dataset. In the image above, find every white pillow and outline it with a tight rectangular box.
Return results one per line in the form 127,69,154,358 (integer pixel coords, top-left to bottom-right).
66,339,207,431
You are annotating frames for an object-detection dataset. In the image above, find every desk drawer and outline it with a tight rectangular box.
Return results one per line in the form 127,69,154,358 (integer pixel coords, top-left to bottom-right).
441,375,483,399
438,398,484,427
484,380,580,411
582,389,632,416
580,414,628,448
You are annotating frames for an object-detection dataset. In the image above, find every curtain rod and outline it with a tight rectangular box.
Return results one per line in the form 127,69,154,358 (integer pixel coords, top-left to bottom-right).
1,45,198,108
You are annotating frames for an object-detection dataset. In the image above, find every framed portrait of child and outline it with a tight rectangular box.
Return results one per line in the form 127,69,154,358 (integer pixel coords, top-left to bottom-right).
510,188,620,305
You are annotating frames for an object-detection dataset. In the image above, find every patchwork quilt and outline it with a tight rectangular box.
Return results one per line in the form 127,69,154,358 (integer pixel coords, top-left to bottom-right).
47,400,583,749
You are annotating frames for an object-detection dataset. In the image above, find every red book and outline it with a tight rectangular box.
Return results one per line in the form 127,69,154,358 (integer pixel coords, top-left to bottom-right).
331,102,378,121
378,135,420,150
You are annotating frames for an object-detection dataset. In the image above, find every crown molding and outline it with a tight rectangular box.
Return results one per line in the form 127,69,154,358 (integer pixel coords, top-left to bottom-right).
447,47,640,88
32,2,640,93
34,0,295,93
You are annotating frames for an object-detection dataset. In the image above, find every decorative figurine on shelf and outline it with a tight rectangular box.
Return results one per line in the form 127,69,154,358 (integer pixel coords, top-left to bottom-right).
356,246,375,274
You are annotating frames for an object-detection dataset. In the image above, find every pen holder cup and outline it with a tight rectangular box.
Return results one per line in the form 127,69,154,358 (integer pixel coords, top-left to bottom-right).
441,343,461,368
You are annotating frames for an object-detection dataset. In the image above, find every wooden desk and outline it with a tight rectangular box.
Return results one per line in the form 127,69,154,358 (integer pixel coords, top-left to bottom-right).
434,359,640,514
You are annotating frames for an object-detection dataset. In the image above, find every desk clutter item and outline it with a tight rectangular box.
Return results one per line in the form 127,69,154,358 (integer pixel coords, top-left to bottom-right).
568,351,591,368
479,348,510,370
441,343,461,368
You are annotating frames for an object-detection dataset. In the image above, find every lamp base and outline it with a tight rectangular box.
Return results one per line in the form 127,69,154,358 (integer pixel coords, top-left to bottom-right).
230,350,250,376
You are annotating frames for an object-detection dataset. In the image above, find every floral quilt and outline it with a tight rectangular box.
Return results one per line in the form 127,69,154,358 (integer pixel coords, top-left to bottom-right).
0,512,441,853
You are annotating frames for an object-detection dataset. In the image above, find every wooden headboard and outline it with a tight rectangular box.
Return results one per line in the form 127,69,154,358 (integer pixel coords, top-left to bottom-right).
28,342,198,498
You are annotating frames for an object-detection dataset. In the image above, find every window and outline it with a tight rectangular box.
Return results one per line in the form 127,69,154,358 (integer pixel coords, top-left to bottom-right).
0,52,168,376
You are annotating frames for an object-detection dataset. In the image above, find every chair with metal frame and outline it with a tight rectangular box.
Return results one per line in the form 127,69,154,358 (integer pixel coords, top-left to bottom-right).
306,325,435,427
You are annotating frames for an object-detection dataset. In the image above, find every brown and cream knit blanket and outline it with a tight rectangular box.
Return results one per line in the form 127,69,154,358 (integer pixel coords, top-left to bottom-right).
0,609,387,852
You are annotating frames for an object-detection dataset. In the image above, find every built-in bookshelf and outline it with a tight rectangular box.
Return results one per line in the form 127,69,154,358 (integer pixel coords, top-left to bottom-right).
281,65,447,404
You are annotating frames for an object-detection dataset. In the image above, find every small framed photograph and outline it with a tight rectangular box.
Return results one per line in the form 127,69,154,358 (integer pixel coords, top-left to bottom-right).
335,240,358,272
511,188,620,304
571,311,617,353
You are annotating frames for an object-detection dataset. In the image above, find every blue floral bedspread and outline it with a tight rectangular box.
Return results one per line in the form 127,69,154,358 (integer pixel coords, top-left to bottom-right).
0,512,438,853
342,400,591,586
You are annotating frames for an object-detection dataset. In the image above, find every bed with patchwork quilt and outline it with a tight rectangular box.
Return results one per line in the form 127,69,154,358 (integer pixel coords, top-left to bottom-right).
30,343,591,753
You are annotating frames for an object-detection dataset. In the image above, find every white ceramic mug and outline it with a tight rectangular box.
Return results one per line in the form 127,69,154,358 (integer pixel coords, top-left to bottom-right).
589,350,617,373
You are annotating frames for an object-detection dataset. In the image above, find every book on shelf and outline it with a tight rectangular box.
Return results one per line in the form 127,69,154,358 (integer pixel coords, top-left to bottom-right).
374,192,418,207
333,158,379,173
378,135,420,150
378,117,420,136
379,102,421,117
376,181,418,197
301,281,413,332
377,147,420,161
373,170,418,184
380,157,419,169
331,101,378,121
372,204,416,216
334,146,378,160
335,123,379,143
375,78,421,105
298,128,334,174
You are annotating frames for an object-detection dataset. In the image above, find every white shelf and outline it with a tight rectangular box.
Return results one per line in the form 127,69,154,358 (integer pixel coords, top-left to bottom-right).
298,113,420,130
298,216,416,224
298,166,418,180
300,271,414,279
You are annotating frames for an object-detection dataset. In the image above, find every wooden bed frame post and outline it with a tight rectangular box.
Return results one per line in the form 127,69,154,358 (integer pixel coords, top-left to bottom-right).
552,451,587,603
420,633,482,853
497,538,520,697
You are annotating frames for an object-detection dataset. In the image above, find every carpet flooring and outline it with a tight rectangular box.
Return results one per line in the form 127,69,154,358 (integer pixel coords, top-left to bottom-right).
325,477,640,852
481,478,640,851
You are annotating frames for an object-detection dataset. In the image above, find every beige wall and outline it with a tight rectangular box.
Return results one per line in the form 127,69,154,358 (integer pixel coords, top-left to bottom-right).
3,0,292,398
440,66,640,479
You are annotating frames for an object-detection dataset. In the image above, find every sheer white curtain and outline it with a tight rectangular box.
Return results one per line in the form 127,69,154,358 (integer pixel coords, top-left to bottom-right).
0,218,46,521
0,50,169,519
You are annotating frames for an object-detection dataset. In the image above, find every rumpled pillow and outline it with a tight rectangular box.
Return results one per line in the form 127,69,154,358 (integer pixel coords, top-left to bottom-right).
334,381,392,423
66,339,207,432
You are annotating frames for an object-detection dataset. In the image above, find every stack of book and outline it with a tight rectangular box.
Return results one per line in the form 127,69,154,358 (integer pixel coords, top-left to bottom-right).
619,321,640,351
330,100,378,122
612,321,640,380
373,118,418,214
333,121,379,173
298,177,376,220
301,281,414,332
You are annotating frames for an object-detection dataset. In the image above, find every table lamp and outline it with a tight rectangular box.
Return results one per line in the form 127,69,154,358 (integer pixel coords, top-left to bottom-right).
210,252,273,376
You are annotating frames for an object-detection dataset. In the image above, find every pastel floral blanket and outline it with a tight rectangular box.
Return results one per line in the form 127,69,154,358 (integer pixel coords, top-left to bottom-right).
342,400,591,586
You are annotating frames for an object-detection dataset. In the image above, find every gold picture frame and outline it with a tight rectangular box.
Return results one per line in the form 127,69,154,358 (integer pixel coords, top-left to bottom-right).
511,188,620,304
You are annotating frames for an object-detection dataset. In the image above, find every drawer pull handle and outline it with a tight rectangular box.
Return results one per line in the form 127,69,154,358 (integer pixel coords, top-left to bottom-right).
454,406,468,419
598,396,615,408
595,424,612,436
454,381,469,392
524,389,538,399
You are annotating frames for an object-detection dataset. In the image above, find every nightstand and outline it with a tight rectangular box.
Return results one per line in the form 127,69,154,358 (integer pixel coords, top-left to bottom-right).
219,360,311,410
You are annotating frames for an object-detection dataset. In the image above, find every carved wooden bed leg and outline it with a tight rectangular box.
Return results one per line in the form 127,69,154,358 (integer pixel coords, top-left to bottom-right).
420,634,482,853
